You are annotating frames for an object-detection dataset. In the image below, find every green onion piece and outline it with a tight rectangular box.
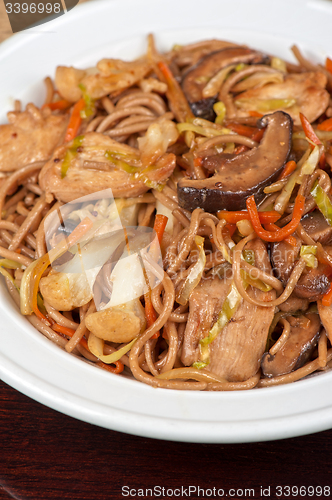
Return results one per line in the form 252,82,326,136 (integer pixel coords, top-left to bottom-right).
61,135,84,178
192,361,210,369
105,151,164,190
235,97,296,112
300,245,318,268
297,145,322,180
0,267,19,290
213,101,226,125
78,83,95,118
311,182,332,226
105,151,138,174
0,258,22,269
235,63,246,72
199,281,242,360
177,122,230,138
271,57,287,72
240,269,272,292
242,249,255,265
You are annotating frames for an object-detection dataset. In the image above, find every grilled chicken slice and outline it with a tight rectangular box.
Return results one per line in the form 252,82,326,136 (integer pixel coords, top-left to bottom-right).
261,313,321,377
181,239,276,381
235,72,329,125
39,131,176,203
181,275,232,366
0,104,68,172
207,239,276,381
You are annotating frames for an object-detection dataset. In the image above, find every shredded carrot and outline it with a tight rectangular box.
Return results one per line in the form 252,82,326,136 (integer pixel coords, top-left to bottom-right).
322,282,332,306
96,360,124,374
194,157,203,168
223,223,236,238
225,122,257,138
42,99,72,111
64,98,85,142
246,194,305,242
157,61,194,122
325,57,332,75
263,223,297,246
248,110,263,118
234,126,265,155
299,112,325,168
154,213,168,244
144,214,168,339
278,160,297,180
317,117,332,132
51,323,90,351
218,210,281,224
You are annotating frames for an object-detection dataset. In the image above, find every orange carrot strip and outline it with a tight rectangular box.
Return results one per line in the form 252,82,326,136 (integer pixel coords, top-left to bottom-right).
278,160,297,180
234,126,265,155
222,223,236,238
317,117,332,132
144,214,168,339
246,194,305,242
157,61,194,122
325,57,332,75
264,223,297,246
322,282,332,306
42,99,72,111
64,98,85,142
299,112,325,168
194,157,203,168
51,323,90,351
217,210,281,224
96,360,124,374
225,122,257,138
248,110,263,118
154,214,168,244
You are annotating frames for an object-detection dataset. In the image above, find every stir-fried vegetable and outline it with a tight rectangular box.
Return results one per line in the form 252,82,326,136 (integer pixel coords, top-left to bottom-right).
246,193,305,242
196,281,243,366
311,182,332,226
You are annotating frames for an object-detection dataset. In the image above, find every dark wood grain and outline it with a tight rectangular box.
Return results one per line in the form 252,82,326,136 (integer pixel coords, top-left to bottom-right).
0,380,331,500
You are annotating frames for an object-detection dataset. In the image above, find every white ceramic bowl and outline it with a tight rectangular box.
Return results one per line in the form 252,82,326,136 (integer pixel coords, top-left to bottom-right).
1,0,332,443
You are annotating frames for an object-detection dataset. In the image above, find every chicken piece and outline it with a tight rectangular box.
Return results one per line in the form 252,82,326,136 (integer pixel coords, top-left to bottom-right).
0,103,68,172
235,72,329,125
181,275,233,366
39,131,176,203
182,239,276,381
85,299,146,343
40,270,93,311
55,58,152,101
207,239,276,382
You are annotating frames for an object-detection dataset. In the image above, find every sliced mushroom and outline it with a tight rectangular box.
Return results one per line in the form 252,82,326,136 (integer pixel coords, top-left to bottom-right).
181,47,268,120
177,111,292,212
301,210,332,245
261,313,321,378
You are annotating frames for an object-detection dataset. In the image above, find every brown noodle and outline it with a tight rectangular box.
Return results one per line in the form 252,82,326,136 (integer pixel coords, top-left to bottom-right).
1,37,332,391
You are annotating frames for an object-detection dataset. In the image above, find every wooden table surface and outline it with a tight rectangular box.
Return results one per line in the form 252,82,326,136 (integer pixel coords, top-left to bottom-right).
0,2,332,498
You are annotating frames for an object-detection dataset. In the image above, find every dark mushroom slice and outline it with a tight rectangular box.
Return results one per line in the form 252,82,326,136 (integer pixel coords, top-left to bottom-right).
294,265,331,301
271,237,301,284
271,237,331,301
261,313,321,378
178,111,292,212
181,47,268,120
301,210,332,245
